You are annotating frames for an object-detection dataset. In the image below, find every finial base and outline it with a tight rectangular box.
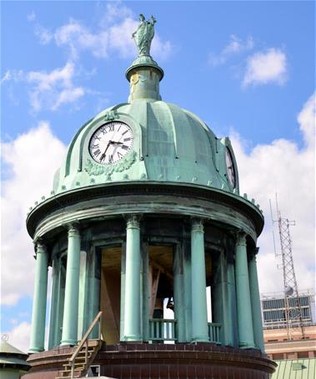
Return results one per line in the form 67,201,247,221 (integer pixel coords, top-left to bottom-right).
126,56,164,102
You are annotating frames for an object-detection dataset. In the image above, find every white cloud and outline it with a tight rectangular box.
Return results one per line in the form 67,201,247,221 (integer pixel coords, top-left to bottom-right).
27,11,36,22
243,48,287,87
3,5,172,113
34,24,53,45
208,34,254,66
36,10,171,61
298,93,315,146
1,122,66,305
100,1,134,24
2,322,31,353
26,62,85,111
1,63,85,112
231,93,315,295
1,69,24,84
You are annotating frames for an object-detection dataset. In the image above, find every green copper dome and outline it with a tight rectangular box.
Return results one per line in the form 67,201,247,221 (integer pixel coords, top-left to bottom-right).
53,100,239,194
53,49,239,196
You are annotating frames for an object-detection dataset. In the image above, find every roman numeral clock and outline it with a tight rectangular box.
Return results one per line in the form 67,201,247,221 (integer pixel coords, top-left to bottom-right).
89,121,134,165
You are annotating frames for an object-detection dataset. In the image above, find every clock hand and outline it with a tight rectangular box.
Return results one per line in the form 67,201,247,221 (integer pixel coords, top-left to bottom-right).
100,141,111,161
110,140,124,145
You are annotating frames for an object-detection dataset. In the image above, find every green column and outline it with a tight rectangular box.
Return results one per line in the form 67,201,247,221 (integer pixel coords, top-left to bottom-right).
123,215,141,341
48,256,60,349
29,241,48,353
77,250,87,339
174,243,186,342
249,251,265,351
61,224,81,346
212,252,235,346
183,240,192,341
86,246,100,339
227,261,238,346
235,233,255,348
191,219,209,342
120,242,126,341
142,242,150,341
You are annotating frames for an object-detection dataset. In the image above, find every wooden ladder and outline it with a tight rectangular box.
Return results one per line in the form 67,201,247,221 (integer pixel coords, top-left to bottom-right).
56,311,102,379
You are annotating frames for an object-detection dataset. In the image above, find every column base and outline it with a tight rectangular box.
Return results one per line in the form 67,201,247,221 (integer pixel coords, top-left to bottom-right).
28,347,44,354
191,338,210,343
239,341,256,349
60,339,77,346
122,336,143,342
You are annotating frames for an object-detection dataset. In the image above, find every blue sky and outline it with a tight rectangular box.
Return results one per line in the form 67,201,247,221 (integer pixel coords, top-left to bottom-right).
1,0,315,351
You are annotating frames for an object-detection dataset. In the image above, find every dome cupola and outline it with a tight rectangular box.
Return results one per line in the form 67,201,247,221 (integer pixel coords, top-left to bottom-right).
52,15,239,196
26,16,272,379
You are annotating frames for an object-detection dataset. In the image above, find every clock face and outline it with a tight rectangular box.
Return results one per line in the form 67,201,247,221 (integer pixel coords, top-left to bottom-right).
89,121,134,164
225,148,236,188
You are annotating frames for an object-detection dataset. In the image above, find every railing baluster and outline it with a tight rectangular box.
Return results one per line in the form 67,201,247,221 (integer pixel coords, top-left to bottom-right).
149,319,177,342
207,322,222,344
149,319,222,344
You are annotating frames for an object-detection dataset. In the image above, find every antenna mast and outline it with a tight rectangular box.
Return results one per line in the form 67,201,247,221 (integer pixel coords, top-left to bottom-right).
271,195,305,340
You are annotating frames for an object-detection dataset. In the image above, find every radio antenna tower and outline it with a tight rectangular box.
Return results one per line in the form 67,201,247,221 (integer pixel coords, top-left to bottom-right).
270,195,305,340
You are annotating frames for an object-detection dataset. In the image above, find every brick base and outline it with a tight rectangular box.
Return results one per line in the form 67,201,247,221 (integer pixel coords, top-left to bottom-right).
24,343,277,379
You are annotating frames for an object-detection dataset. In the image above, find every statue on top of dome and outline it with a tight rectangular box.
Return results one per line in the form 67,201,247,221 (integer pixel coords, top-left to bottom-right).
132,14,156,56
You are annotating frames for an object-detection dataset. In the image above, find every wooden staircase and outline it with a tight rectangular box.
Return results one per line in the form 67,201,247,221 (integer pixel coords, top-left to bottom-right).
56,311,102,379
56,339,101,378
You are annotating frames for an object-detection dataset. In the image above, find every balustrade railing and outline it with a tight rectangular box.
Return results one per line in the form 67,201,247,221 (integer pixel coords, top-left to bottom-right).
207,322,221,343
149,319,177,341
149,319,222,344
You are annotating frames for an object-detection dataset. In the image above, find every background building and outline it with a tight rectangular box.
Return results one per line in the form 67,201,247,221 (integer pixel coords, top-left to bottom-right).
262,290,315,360
261,291,316,379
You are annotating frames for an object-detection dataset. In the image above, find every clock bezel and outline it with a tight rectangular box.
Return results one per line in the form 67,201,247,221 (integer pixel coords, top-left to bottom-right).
88,121,134,165
225,146,237,189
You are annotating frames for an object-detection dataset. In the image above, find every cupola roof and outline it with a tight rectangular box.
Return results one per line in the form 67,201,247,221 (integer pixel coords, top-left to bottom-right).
51,15,239,196
0,337,30,371
26,14,263,242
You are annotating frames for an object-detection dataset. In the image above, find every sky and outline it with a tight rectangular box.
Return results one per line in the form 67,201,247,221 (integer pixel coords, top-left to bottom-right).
1,0,315,352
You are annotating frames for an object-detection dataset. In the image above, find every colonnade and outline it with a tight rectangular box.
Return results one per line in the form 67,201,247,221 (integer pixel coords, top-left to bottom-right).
28,216,264,353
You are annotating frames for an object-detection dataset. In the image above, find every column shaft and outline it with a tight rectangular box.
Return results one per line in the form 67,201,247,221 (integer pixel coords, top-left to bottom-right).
173,243,186,342
142,242,150,341
120,242,126,341
48,257,59,349
86,247,100,339
212,252,235,346
183,240,192,341
235,233,255,348
29,242,48,353
61,225,81,345
249,253,265,351
227,262,238,346
123,216,141,341
191,219,209,342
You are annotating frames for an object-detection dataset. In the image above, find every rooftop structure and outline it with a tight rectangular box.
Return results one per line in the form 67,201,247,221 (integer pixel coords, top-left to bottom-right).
0,336,31,379
261,290,315,330
24,15,276,379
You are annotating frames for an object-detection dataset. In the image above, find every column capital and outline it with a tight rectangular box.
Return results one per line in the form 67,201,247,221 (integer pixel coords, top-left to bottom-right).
236,231,247,246
33,239,47,255
249,247,259,260
191,217,204,233
126,214,142,228
67,222,80,232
